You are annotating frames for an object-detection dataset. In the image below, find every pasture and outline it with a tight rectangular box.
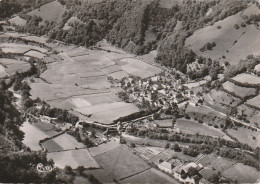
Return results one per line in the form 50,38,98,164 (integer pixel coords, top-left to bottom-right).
89,139,120,156
185,12,260,65
88,104,139,124
20,121,49,151
232,73,260,86
0,43,48,53
120,58,162,78
222,81,256,98
121,168,178,184
133,146,164,160
185,104,227,126
22,35,48,44
255,63,260,72
154,119,173,128
237,104,260,127
175,119,227,138
222,163,259,183
42,133,86,152
159,0,184,8
27,1,66,24
30,39,162,124
0,65,9,78
24,50,46,59
47,149,100,169
246,94,260,109
9,16,27,26
94,145,150,180
203,89,241,113
227,127,260,149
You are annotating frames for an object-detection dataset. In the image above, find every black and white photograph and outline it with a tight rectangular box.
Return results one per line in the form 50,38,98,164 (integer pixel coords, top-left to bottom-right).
0,0,259,183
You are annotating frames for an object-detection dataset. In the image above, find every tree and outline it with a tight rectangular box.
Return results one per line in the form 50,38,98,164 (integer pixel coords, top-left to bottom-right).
173,143,182,152
77,166,85,176
64,165,73,175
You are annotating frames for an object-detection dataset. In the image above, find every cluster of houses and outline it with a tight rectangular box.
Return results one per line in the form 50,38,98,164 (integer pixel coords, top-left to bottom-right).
119,73,199,110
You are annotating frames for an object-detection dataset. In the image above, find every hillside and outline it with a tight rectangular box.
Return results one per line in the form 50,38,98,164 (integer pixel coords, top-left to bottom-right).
185,4,260,65
27,1,66,25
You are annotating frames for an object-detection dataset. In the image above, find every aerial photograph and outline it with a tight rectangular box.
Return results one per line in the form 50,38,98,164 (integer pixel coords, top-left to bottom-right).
0,0,259,183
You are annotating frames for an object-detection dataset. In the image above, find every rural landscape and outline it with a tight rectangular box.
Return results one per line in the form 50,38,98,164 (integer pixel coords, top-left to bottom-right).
0,0,259,183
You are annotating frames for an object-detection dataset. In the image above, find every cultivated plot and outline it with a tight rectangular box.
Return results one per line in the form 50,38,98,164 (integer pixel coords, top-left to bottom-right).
20,121,49,151
94,145,150,180
47,149,100,169
222,81,256,98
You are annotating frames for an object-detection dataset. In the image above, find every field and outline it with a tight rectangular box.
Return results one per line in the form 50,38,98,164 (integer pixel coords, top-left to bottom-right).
175,119,227,138
133,146,164,160
0,43,48,53
237,104,260,127
185,11,260,65
120,58,162,78
89,139,120,156
246,94,260,109
222,81,256,98
27,1,66,24
22,35,48,44
20,121,49,151
121,168,179,184
154,119,173,128
227,127,260,149
255,63,260,72
94,145,150,180
185,104,226,126
0,65,9,78
24,50,46,59
232,73,260,86
159,0,184,8
47,149,100,169
29,41,162,123
9,16,27,26
203,89,241,114
33,121,60,137
222,163,259,183
42,133,86,152
241,3,260,17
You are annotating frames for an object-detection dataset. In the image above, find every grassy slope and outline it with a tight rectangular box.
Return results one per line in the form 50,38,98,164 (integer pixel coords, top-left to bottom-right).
27,1,66,24
185,5,260,65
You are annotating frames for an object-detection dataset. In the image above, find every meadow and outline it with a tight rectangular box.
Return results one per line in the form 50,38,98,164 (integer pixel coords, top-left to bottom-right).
232,73,260,86
175,119,227,138
185,8,260,65
89,139,120,156
222,163,259,183
27,1,66,24
20,121,49,151
222,81,257,98
9,16,27,26
227,127,260,149
29,41,161,124
42,133,86,152
246,94,260,109
121,168,177,184
47,149,100,169
94,145,150,180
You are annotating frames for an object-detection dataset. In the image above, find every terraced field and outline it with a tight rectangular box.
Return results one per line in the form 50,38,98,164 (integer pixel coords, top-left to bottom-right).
227,127,260,149
175,119,228,138
28,40,161,124
232,73,260,86
47,149,100,169
222,81,257,98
